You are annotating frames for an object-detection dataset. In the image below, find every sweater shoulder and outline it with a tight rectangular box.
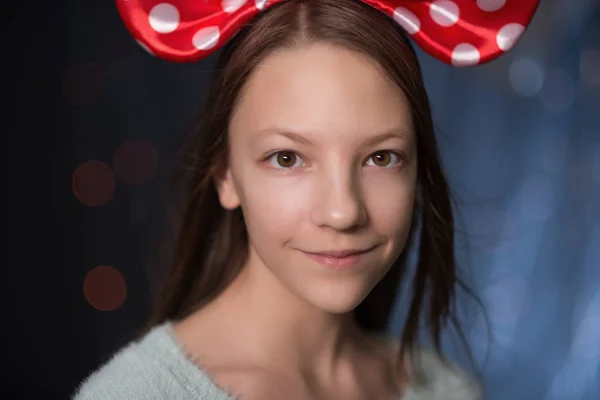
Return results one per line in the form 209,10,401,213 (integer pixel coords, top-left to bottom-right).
73,339,163,399
72,324,231,400
405,348,483,400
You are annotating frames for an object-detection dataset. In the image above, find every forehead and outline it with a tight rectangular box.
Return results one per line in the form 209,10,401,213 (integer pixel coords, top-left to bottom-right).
230,42,413,143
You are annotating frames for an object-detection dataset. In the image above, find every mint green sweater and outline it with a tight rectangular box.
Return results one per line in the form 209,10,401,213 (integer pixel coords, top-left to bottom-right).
73,322,482,399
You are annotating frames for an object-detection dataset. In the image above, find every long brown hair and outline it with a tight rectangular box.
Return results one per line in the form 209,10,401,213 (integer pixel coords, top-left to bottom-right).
145,0,481,370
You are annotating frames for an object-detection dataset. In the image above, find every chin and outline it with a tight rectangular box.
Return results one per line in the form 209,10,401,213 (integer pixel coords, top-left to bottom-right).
302,284,372,315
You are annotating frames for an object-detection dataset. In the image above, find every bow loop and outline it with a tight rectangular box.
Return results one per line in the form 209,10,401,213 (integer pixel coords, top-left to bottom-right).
116,0,539,66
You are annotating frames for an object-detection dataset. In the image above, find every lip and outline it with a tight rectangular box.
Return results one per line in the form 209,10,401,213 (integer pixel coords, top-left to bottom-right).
300,247,375,270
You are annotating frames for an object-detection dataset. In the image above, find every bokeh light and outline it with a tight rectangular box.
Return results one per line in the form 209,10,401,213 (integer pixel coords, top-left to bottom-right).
83,266,127,311
572,314,600,361
509,58,544,97
571,299,600,361
517,174,555,221
490,322,518,349
483,277,532,324
538,69,576,113
62,62,104,107
580,48,600,85
548,358,597,400
113,139,158,185
72,161,116,206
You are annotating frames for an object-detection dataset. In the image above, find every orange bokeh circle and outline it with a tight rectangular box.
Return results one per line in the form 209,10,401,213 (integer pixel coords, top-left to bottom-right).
83,266,127,311
72,160,116,206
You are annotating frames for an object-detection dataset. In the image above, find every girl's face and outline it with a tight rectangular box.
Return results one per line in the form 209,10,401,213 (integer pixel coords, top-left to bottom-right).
218,42,417,314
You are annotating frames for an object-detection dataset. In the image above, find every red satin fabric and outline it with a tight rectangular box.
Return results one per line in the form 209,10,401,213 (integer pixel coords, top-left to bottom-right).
116,0,539,67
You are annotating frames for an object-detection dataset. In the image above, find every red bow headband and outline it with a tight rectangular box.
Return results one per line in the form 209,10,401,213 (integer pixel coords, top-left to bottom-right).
116,0,539,67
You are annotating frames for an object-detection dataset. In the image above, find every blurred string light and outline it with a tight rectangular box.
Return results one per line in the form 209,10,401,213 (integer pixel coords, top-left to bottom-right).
73,140,158,205
509,58,544,97
74,139,159,310
509,60,577,112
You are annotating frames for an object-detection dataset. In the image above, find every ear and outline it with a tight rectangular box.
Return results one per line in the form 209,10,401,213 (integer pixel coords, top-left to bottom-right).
214,167,241,210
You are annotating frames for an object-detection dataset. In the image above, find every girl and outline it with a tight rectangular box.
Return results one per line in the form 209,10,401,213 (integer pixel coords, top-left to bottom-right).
75,0,538,398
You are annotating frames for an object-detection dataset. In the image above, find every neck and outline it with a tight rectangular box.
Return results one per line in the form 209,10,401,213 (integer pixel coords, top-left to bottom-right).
185,249,368,379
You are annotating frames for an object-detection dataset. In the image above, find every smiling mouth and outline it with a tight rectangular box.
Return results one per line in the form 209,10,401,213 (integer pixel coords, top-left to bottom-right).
306,248,374,258
299,246,377,269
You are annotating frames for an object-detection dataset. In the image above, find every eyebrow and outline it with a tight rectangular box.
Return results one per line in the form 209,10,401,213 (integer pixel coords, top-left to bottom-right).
363,130,411,146
252,129,314,146
251,128,411,146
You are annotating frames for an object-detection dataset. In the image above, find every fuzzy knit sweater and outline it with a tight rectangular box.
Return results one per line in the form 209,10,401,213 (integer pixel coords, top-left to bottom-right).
73,322,482,399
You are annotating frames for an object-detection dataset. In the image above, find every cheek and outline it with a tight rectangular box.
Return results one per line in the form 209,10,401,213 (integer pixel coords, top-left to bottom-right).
235,171,310,240
363,170,416,236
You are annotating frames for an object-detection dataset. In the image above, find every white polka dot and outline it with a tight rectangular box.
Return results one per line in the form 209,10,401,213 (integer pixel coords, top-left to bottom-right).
222,0,247,14
429,0,460,27
476,0,506,12
135,39,154,56
393,7,421,35
451,43,480,66
497,23,525,51
192,26,221,50
148,3,180,34
255,0,267,10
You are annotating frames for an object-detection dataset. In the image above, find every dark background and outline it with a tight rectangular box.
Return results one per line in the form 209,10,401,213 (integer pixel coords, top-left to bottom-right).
5,0,599,399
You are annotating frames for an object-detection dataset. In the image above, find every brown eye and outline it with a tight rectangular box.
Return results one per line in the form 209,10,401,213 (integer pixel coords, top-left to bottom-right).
268,151,304,169
366,151,401,168
372,152,391,166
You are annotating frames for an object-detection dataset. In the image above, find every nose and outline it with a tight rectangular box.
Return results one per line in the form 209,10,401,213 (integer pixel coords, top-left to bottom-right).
310,167,368,231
